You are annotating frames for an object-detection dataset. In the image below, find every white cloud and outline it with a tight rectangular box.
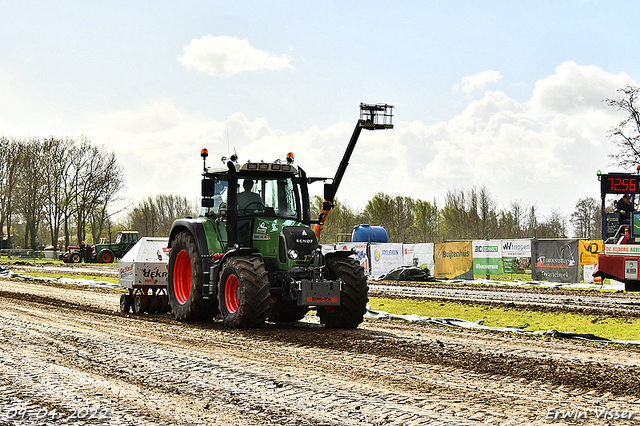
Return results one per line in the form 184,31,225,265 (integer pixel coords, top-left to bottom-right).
4,61,634,220
454,70,503,94
177,35,294,77
530,61,633,115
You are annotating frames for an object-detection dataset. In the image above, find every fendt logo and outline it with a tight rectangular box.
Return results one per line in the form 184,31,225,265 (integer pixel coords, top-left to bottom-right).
296,239,314,244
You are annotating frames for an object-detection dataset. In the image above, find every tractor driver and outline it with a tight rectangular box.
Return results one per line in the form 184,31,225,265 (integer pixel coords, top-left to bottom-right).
616,193,633,224
237,178,263,213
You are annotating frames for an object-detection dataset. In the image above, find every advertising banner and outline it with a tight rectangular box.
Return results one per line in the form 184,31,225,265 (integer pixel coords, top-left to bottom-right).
501,239,531,257
402,243,435,271
472,240,503,275
502,257,532,274
433,241,473,279
532,239,579,283
370,243,403,277
336,242,369,273
582,264,596,283
501,239,532,275
579,240,603,265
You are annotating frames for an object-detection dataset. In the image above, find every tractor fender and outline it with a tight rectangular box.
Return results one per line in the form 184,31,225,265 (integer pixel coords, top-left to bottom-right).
168,219,209,258
324,250,357,261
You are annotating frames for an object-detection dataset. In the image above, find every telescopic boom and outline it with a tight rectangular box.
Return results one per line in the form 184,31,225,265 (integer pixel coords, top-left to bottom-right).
312,103,394,238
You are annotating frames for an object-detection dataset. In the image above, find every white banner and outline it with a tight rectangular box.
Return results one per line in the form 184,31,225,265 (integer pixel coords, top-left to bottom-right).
402,243,434,271
371,243,403,276
335,242,369,273
582,264,596,283
501,239,531,257
472,240,502,258
320,244,335,255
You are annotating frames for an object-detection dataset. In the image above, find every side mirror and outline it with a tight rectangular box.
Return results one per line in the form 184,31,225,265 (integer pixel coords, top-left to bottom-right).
324,183,334,202
202,179,215,197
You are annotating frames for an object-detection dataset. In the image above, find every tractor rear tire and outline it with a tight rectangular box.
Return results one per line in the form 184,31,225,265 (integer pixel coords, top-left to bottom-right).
98,249,115,263
218,256,270,328
268,298,309,323
317,257,368,329
71,253,81,263
167,231,218,321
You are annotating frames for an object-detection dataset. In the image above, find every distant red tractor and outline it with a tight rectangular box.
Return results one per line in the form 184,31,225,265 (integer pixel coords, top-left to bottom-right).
63,231,139,263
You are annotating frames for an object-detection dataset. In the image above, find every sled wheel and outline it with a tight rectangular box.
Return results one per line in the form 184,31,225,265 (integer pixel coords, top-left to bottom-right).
157,294,169,314
218,256,270,328
119,293,132,313
317,257,368,329
133,294,148,314
148,295,159,314
167,231,217,321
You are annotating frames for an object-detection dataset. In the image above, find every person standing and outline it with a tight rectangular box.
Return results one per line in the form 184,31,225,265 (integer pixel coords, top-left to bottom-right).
616,194,633,224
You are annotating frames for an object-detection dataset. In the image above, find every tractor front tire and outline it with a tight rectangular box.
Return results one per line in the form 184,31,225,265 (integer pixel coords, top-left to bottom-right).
317,257,368,329
218,257,270,328
167,231,218,321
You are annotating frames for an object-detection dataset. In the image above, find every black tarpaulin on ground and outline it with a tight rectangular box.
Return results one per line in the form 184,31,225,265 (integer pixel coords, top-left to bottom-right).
377,266,434,282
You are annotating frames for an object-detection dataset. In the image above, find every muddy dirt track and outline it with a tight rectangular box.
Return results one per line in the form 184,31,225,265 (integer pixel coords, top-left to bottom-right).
1,279,640,425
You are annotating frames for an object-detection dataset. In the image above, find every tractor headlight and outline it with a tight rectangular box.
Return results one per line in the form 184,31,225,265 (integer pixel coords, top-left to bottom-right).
287,249,299,259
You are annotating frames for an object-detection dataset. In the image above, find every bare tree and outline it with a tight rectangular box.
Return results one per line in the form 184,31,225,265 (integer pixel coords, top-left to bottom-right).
0,137,22,249
605,85,640,169
43,137,74,249
537,209,568,239
71,138,125,244
15,138,48,249
127,194,197,238
570,197,599,238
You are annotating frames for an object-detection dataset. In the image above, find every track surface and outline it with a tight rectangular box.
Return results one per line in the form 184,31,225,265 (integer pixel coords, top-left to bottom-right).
0,278,640,425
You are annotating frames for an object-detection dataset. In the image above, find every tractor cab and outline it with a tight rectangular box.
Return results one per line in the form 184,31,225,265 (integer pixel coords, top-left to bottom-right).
199,153,313,254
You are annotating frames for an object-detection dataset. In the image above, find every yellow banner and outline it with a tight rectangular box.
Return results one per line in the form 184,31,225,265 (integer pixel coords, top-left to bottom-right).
434,241,473,279
579,240,603,265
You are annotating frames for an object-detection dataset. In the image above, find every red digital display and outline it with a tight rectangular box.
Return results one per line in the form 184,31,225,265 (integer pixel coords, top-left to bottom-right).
601,174,640,194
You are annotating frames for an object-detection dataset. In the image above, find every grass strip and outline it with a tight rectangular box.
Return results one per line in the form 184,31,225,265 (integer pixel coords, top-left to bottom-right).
369,296,640,341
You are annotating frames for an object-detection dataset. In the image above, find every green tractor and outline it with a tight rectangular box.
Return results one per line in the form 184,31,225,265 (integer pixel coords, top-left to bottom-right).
93,230,139,263
166,103,394,328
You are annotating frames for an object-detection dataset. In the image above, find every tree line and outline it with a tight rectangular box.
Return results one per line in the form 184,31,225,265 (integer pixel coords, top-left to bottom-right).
3,84,639,250
0,136,124,250
313,189,602,245
0,138,605,250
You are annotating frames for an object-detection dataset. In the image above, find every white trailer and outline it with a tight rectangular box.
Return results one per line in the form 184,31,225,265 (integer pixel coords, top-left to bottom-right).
118,237,171,314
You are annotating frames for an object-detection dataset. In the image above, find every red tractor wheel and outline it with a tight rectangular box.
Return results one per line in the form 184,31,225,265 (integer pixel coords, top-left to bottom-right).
98,249,114,263
218,256,270,328
167,231,218,321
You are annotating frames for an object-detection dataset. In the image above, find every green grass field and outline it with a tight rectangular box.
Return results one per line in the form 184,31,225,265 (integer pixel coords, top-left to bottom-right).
369,296,640,341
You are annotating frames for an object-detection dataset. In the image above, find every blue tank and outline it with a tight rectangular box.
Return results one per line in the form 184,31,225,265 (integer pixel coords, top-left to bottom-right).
351,224,388,243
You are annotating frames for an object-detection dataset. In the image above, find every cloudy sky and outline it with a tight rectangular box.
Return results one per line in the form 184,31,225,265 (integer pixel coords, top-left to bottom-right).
1,1,638,221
